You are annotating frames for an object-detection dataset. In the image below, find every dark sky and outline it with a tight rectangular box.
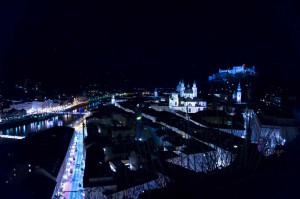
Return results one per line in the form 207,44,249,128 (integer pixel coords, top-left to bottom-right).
1,0,300,90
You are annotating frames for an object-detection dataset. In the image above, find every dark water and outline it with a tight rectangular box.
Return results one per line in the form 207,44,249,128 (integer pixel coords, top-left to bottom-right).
0,102,99,137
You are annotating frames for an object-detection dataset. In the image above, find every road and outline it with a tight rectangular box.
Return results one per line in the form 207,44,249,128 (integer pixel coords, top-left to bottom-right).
59,116,87,199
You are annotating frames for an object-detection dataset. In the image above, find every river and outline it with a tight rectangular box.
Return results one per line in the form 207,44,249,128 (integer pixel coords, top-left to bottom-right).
0,102,99,137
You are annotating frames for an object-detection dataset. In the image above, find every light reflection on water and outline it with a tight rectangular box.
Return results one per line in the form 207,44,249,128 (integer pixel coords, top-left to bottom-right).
0,114,81,136
0,103,99,137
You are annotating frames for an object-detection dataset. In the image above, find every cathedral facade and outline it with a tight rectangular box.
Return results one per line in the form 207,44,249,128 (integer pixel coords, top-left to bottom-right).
169,80,207,113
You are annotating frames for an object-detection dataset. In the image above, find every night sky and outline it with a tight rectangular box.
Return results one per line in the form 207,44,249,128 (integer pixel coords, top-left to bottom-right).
1,0,300,90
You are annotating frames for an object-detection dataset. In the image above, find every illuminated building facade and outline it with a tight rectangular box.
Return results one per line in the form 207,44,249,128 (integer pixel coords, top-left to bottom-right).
232,82,242,103
111,94,115,105
169,80,206,113
237,82,242,103
209,64,255,81
154,89,158,98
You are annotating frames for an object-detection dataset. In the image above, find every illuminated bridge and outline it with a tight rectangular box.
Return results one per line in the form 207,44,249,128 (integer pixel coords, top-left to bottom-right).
47,111,90,115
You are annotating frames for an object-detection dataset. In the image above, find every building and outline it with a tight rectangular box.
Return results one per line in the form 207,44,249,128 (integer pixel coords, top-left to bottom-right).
154,89,158,98
111,94,116,105
169,80,207,113
209,64,255,81
250,109,299,155
232,82,242,103
10,101,33,112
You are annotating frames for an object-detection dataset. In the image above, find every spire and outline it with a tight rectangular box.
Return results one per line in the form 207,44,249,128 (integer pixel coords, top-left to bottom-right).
236,82,242,103
238,82,241,91
187,83,190,88
193,80,196,87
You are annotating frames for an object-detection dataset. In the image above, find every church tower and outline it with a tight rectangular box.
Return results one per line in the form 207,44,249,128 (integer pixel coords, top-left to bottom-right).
192,80,197,98
237,82,242,103
176,80,181,92
154,88,158,98
180,80,185,97
111,94,116,105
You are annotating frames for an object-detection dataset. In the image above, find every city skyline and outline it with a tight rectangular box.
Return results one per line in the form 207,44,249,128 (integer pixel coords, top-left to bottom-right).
1,2,300,198
1,1,300,91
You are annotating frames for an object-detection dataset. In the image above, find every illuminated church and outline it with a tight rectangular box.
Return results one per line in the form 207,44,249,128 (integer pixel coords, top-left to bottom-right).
169,80,207,113
232,82,242,103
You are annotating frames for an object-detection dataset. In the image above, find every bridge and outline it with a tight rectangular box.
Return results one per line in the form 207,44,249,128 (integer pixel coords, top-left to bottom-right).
47,111,90,115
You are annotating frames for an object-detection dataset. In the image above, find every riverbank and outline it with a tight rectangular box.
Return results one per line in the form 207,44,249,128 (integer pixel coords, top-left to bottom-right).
0,114,52,130
0,101,97,130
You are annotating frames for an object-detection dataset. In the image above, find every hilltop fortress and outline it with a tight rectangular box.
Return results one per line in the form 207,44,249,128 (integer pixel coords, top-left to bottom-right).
209,64,255,81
